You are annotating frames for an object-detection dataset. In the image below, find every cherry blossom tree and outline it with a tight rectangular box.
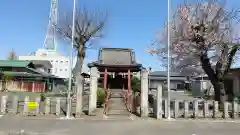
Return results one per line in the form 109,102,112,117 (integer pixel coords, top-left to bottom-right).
148,0,240,104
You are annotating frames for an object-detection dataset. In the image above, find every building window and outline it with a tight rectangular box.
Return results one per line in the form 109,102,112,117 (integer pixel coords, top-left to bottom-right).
61,61,63,63
177,83,185,90
65,69,67,71
56,60,58,63
60,69,62,71
55,68,57,73
65,61,68,64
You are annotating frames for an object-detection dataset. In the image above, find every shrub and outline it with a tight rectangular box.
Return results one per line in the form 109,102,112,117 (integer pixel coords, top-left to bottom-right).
97,87,105,108
40,92,46,101
132,76,140,93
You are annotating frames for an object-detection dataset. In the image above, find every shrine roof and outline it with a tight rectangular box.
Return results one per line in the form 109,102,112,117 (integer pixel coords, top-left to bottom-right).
88,48,142,70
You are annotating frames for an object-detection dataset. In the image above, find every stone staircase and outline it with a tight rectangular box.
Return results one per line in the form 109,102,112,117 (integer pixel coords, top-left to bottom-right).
106,89,130,116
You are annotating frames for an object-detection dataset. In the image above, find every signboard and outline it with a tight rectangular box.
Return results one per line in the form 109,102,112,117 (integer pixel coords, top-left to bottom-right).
27,101,38,110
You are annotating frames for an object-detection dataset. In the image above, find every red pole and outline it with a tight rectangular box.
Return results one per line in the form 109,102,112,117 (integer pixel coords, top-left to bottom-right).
128,69,131,92
104,68,108,90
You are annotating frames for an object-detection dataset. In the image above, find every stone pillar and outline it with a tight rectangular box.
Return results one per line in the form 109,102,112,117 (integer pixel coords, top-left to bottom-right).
232,99,238,119
0,96,8,114
193,100,199,118
35,97,41,115
23,96,29,115
12,96,18,114
56,98,61,116
45,97,51,115
213,101,219,118
233,77,240,97
183,100,189,118
140,69,149,117
156,85,162,119
203,101,209,118
88,67,98,115
173,100,179,118
223,102,229,119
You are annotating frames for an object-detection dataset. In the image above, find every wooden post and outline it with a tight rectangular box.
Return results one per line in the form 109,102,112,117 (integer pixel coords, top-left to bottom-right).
0,96,8,114
23,96,29,116
45,97,51,115
12,96,19,114
43,82,46,92
55,98,61,116
32,82,35,92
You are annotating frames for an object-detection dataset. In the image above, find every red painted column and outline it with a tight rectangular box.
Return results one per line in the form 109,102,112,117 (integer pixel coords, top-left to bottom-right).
104,68,108,90
103,68,109,115
128,69,131,92
127,69,132,112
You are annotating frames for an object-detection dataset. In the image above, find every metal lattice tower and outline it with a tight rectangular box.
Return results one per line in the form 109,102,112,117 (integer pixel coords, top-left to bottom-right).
42,0,58,51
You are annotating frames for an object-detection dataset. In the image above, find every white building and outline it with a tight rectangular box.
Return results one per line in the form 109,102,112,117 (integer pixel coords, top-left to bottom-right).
19,49,89,79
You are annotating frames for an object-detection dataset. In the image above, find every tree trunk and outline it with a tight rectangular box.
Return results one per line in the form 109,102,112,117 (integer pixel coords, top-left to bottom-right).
200,53,226,106
212,79,226,109
73,57,84,117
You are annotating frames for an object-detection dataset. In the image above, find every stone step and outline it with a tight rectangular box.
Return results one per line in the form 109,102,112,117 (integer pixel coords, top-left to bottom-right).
107,109,130,115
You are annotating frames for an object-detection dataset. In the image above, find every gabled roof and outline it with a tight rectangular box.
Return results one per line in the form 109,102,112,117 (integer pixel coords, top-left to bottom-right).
98,48,136,65
0,60,35,68
88,48,142,71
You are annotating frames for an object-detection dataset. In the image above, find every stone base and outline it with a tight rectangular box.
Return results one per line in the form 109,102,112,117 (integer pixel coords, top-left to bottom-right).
75,112,82,118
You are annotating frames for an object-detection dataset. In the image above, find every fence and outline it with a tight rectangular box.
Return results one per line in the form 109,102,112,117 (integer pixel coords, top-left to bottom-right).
1,86,240,120
0,94,89,116
152,85,240,119
0,95,60,116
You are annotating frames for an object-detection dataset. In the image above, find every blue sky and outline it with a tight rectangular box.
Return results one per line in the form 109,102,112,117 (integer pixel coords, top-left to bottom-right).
0,0,240,71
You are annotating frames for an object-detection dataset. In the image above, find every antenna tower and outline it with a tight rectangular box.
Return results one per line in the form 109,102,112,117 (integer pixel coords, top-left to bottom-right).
42,0,58,51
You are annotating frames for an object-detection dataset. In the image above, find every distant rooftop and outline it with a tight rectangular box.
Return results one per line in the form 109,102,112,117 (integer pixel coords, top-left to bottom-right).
149,71,186,77
0,60,35,68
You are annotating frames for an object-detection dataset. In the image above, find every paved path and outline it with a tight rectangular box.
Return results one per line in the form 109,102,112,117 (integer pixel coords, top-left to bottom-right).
1,117,240,135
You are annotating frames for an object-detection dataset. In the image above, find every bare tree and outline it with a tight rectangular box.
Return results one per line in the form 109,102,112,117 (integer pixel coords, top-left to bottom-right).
57,8,106,116
7,49,18,60
148,0,240,104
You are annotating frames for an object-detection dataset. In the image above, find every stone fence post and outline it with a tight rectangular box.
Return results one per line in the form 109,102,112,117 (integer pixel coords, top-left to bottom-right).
23,96,29,116
155,85,162,119
12,96,18,114
140,69,149,117
88,67,98,116
0,96,8,114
